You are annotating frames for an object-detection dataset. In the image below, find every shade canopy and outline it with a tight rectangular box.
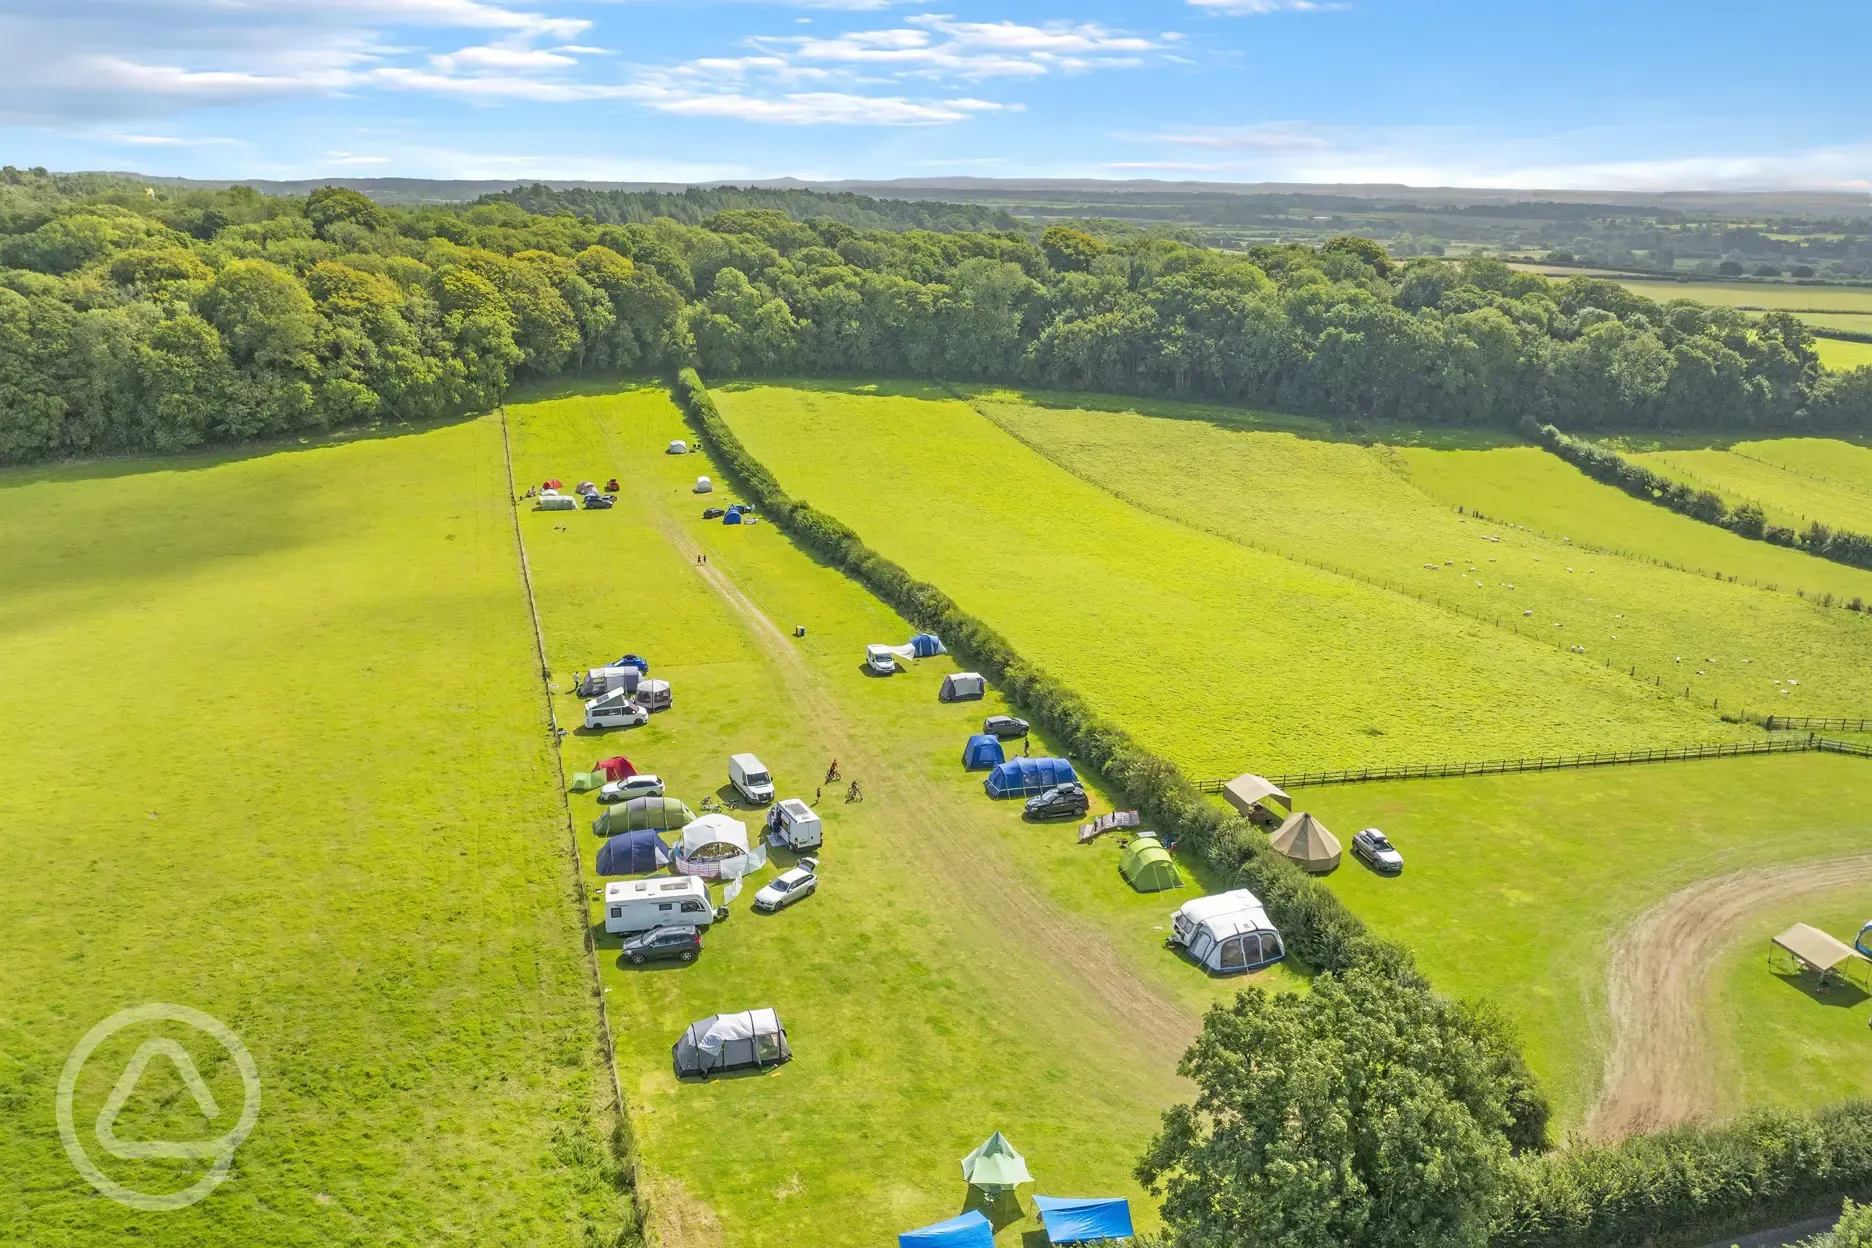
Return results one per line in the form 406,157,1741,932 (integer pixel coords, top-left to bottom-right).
595,830,670,876
898,1210,993,1248
962,734,1006,771
961,1131,1032,1193
1033,1197,1134,1244
1774,923,1860,972
1118,835,1182,892
1271,811,1341,872
1222,773,1292,815
983,757,1076,798
680,813,749,859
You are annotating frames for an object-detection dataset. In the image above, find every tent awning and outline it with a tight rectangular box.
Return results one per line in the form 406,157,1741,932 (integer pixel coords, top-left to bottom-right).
1034,1196,1134,1244
1773,923,1861,973
898,1210,993,1248
1222,773,1291,814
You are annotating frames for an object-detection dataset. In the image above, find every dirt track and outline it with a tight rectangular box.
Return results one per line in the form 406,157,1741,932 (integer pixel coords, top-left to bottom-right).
1589,852,1872,1139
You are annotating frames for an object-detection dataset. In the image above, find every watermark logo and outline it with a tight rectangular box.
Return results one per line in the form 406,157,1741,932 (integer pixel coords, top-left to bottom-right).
57,1003,261,1211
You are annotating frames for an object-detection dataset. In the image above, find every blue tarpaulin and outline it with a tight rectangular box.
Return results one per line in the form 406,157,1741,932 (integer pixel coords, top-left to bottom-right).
898,1210,993,1248
595,830,670,876
983,756,1076,798
909,632,947,658
962,734,1005,771
1034,1197,1134,1244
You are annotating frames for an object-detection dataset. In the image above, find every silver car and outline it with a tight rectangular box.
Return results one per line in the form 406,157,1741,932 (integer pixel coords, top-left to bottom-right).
752,859,820,913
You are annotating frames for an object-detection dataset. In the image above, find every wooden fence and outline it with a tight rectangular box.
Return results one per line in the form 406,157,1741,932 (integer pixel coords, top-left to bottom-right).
1764,716,1872,733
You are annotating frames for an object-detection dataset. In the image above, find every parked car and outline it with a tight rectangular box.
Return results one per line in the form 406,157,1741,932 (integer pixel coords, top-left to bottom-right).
582,493,615,509
619,925,702,965
865,644,898,675
597,773,665,804
703,507,726,519
753,858,819,913
1024,782,1089,821
983,715,1029,739
1352,828,1404,873
583,693,649,730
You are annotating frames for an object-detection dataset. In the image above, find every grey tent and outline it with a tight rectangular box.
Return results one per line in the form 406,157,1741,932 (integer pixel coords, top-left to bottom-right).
1270,812,1341,872
1222,773,1292,816
672,1008,791,1078
940,672,987,702
593,796,696,837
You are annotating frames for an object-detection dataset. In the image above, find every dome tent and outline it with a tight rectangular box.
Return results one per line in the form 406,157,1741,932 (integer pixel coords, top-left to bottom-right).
909,632,946,658
1118,835,1182,892
679,813,749,859
596,830,671,876
962,734,1005,770
594,755,636,781
693,476,712,494
984,756,1076,798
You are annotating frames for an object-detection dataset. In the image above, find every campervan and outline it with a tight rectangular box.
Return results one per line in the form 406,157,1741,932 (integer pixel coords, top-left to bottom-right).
576,666,641,698
729,753,774,804
764,798,823,851
634,679,673,711
585,689,649,730
865,644,898,675
603,876,714,935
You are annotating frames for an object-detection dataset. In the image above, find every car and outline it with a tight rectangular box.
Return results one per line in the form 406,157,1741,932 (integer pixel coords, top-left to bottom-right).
865,644,898,675
702,507,726,519
582,493,615,509
752,858,819,913
597,773,664,804
619,925,702,965
1024,782,1089,821
983,715,1029,739
1352,828,1404,873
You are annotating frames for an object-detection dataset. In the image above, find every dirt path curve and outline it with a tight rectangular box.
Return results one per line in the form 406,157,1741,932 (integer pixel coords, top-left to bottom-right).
1589,852,1872,1140
596,418,1202,1070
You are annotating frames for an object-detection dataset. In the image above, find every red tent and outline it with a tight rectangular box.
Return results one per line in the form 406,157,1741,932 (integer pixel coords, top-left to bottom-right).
543,478,562,489
605,478,620,492
594,756,636,781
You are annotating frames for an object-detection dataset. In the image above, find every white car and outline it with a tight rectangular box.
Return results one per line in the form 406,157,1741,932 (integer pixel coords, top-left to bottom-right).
752,858,819,913
865,644,898,675
1352,828,1404,874
597,774,664,804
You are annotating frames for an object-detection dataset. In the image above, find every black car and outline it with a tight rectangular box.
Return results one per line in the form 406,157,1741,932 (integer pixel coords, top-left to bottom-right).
619,925,702,965
702,507,726,519
1024,782,1089,821
582,493,615,509
983,715,1030,739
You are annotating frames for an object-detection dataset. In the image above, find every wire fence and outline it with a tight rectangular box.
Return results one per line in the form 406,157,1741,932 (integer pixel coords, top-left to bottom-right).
1764,716,1872,733
1198,735,1872,792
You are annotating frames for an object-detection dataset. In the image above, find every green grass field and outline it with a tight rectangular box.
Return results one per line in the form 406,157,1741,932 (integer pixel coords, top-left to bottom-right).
1816,337,1872,372
1572,278,1872,315
0,419,630,1246
504,382,1298,1247
1741,438,1872,495
1626,445,1872,536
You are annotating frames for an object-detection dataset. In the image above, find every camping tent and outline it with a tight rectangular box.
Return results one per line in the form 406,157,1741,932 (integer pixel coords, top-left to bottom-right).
1221,773,1292,816
1034,1197,1134,1245
723,507,744,525
898,1210,993,1248
596,830,671,876
962,734,1006,771
984,757,1076,798
570,771,606,793
667,439,688,454
595,755,636,781
1118,835,1182,893
593,796,695,837
694,476,712,493
680,813,749,859
960,1132,1032,1195
910,632,947,658
1171,891,1285,974
940,672,987,702
1270,812,1341,872
671,1008,791,1078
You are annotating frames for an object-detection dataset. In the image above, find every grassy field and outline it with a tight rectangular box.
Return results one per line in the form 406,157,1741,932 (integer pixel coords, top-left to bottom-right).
1817,337,1872,371
711,381,1746,779
1626,445,1872,536
504,382,1298,1247
1742,438,1872,495
0,420,629,1246
1289,754,1872,1128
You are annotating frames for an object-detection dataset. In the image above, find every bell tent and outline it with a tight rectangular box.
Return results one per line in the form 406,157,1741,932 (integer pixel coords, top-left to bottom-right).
595,830,671,876
593,796,695,837
939,672,987,702
962,734,1006,771
1271,812,1341,872
1118,835,1182,892
1221,773,1292,816
984,757,1076,799
898,1210,993,1248
671,1008,791,1078
960,1132,1032,1195
1033,1197,1135,1245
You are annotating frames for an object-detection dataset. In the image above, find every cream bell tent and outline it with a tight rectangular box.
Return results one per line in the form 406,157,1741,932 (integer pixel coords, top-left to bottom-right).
1271,811,1341,872
1221,773,1292,817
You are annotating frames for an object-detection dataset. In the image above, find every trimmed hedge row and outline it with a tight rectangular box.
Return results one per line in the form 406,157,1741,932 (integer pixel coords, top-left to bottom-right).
1530,420,1872,575
671,368,1550,1149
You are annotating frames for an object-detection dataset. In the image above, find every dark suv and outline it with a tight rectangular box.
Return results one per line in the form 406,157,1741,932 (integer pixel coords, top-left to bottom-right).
983,715,1030,739
1024,782,1089,821
620,925,702,965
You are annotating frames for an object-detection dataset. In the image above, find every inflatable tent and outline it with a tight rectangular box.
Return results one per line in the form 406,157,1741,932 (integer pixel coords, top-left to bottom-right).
1118,835,1182,892
672,1008,791,1078
909,632,947,658
940,672,987,702
667,439,688,454
1033,1197,1134,1244
593,796,695,837
962,734,1005,771
1171,890,1285,974
899,1210,993,1248
1270,812,1341,872
596,830,671,876
984,756,1076,798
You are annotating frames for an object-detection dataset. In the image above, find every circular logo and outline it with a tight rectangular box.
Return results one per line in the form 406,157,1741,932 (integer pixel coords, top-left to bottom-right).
56,1003,261,1211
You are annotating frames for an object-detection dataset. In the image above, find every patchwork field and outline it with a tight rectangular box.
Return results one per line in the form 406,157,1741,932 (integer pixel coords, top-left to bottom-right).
0,420,629,1246
1817,337,1872,372
504,382,1295,1247
1627,444,1872,536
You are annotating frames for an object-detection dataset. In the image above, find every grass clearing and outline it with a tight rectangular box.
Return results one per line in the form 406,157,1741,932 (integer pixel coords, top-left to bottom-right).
0,419,629,1246
1625,445,1872,536
1816,337,1872,372
505,382,1298,1247
1740,437,1872,496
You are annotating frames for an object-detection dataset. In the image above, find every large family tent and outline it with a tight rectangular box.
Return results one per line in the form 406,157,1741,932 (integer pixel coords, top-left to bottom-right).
1221,773,1292,817
1171,890,1285,975
1034,1197,1134,1244
984,757,1076,798
962,734,1006,770
596,830,671,876
595,755,636,781
1271,812,1341,872
593,796,695,837
940,672,987,702
909,632,947,658
898,1210,993,1248
679,813,749,860
960,1132,1032,1195
1118,835,1182,892
671,1008,791,1078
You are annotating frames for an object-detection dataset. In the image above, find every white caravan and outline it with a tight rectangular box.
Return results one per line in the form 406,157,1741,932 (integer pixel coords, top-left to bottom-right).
603,876,713,935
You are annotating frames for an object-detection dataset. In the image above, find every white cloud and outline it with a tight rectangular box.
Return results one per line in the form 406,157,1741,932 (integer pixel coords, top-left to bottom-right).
755,16,1175,80
641,89,1014,126
1186,0,1340,13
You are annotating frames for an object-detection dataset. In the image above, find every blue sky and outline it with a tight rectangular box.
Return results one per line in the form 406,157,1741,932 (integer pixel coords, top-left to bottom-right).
2,0,1868,190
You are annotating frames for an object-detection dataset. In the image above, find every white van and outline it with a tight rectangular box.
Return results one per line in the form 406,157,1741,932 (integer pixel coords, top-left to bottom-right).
576,666,641,698
764,798,822,851
585,689,649,730
729,753,775,805
865,644,898,675
603,876,713,935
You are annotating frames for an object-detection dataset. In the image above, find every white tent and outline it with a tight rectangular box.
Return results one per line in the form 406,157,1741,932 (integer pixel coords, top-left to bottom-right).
694,476,713,494
1171,890,1284,975
680,813,748,859
673,1008,791,1077
668,439,689,454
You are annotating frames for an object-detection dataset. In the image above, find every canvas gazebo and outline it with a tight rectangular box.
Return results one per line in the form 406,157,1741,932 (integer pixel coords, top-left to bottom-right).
1118,835,1182,893
1270,812,1341,872
1222,773,1291,817
961,1132,1032,1196
1771,924,1872,991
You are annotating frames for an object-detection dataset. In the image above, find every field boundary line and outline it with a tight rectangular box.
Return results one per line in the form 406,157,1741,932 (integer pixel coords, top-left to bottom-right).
497,408,649,1246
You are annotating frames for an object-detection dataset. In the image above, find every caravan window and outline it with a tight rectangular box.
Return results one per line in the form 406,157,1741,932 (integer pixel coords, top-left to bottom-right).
680,900,706,913
609,907,623,919
1220,936,1248,971
658,903,673,912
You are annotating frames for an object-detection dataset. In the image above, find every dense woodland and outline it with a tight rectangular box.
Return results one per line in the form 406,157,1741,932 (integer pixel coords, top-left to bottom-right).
2,168,1869,463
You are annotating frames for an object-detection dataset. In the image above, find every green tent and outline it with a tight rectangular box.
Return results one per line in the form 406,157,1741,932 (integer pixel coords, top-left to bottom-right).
960,1132,1032,1195
570,771,605,793
592,796,695,837
1118,835,1182,893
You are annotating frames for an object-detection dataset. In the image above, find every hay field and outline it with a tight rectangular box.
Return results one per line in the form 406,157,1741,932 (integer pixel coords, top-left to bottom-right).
1816,337,1872,371
1627,445,1872,536
0,419,629,1246
505,383,1293,1247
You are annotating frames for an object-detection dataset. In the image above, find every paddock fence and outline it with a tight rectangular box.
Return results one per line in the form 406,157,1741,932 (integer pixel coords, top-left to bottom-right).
1763,715,1872,733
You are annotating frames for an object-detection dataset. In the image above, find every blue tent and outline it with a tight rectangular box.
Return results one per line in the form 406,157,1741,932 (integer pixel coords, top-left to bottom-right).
723,507,744,525
962,734,1006,771
595,830,670,876
1034,1197,1133,1244
984,756,1077,799
898,1210,992,1248
909,632,947,658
